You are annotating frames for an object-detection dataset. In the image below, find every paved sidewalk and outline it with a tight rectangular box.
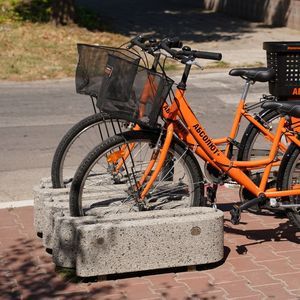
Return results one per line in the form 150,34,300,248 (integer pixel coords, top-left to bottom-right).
1,187,300,299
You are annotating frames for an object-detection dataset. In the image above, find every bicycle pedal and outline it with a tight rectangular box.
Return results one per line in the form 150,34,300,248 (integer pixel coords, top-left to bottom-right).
230,205,241,225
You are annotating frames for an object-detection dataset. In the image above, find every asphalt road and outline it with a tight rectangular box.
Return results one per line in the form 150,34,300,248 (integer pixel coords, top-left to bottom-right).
0,71,269,202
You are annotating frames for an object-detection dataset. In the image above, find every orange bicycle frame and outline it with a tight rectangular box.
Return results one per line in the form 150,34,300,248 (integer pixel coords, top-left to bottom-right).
140,87,300,200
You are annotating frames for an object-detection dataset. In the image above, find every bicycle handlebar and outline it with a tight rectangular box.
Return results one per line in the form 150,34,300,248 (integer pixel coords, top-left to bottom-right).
129,35,222,62
129,36,182,52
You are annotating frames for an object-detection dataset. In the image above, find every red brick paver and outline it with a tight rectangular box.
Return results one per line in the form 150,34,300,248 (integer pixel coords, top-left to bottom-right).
0,187,299,299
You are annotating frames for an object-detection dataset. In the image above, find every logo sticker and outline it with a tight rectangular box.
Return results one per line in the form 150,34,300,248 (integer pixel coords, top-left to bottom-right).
292,87,300,96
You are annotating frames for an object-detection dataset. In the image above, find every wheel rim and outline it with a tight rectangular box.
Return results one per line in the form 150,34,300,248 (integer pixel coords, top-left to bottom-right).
77,138,197,216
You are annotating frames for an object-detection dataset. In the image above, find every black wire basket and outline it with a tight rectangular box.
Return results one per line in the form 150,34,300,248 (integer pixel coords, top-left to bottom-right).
75,44,140,98
264,41,300,99
97,53,174,128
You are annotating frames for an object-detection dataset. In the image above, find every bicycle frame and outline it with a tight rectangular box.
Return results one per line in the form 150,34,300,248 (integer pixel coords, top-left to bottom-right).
106,49,300,203
108,49,287,168
113,78,288,173
139,85,300,201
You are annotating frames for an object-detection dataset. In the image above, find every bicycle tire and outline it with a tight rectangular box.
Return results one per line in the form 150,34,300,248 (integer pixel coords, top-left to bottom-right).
69,130,205,217
276,142,300,229
51,112,134,188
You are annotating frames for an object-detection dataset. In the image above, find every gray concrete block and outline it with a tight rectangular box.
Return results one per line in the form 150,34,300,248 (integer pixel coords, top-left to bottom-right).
34,181,137,246
52,215,98,268
41,194,114,249
39,177,53,189
75,207,224,277
34,180,224,277
51,208,149,268
42,199,70,249
33,185,69,233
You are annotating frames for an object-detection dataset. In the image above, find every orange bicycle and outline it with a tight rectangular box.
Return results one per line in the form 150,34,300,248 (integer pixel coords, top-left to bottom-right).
52,37,284,190
69,39,300,229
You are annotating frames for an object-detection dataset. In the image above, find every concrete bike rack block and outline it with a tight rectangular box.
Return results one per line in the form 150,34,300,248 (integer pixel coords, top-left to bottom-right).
34,180,118,248
34,178,224,277
75,208,224,277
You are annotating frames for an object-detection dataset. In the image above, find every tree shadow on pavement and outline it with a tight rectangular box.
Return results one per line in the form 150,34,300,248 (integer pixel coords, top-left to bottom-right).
77,0,254,42
224,220,300,250
0,236,224,300
0,238,112,299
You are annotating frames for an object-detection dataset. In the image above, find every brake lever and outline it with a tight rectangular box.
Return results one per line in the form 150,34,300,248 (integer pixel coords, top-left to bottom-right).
186,60,204,70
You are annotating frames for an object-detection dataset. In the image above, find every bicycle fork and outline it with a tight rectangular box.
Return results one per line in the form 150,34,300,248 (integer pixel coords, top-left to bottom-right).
139,123,174,200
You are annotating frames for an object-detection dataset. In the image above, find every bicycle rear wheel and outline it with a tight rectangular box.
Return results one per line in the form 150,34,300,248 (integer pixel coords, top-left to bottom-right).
69,130,205,216
51,112,132,188
277,143,300,229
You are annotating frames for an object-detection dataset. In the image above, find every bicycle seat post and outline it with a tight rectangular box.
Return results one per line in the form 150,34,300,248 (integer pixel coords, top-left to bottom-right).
241,79,253,101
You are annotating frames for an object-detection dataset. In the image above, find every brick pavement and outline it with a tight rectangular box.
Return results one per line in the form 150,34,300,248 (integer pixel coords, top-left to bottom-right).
0,187,299,300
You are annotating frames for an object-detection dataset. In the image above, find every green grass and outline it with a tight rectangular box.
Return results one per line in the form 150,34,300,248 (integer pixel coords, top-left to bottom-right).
0,0,127,80
206,60,231,69
56,267,80,282
0,20,127,80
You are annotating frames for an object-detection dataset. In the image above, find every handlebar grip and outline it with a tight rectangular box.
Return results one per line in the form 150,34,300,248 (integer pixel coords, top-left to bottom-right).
194,51,222,61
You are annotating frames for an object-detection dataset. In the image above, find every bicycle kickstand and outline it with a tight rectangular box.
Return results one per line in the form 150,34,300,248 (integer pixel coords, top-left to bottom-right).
206,183,218,209
230,195,267,225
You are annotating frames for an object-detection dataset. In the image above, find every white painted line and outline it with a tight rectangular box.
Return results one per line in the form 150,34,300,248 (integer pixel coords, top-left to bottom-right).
0,200,34,209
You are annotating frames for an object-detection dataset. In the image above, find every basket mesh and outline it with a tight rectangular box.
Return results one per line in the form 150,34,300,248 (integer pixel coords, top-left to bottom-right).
265,42,300,98
75,44,140,97
97,54,174,127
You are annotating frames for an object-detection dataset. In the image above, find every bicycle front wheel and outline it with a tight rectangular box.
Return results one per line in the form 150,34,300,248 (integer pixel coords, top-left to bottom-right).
69,130,205,216
51,112,131,188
